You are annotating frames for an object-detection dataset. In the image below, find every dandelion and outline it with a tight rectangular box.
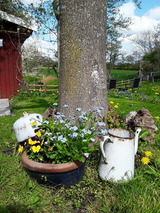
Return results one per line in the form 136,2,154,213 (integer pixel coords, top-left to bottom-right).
109,101,114,104
141,157,150,165
36,130,41,137
154,116,159,119
31,145,41,153
145,151,152,157
155,92,159,95
114,105,119,108
18,145,23,153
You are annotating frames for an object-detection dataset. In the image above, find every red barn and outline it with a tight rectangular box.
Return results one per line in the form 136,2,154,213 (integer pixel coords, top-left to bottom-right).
0,10,36,99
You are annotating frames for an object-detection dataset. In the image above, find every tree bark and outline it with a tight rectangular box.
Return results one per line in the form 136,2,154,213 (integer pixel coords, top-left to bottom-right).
58,0,108,118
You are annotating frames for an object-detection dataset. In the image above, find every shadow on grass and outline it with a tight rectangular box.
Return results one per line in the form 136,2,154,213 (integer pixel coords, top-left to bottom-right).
0,204,33,213
12,98,50,111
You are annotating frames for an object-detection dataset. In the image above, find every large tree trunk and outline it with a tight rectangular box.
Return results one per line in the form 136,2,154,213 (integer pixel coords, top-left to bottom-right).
58,0,108,118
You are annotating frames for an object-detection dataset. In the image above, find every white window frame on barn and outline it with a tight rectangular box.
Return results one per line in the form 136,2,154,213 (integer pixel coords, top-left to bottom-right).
0,39,3,47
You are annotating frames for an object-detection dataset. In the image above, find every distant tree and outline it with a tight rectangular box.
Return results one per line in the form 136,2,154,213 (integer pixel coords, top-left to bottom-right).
22,44,56,75
133,24,160,55
142,49,160,73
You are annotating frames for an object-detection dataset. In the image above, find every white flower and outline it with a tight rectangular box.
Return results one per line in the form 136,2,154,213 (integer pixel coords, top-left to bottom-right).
98,122,106,127
45,132,52,136
84,153,89,158
43,120,49,124
76,108,82,111
82,129,91,134
79,115,88,120
68,132,78,138
63,104,69,108
57,135,67,143
65,123,71,128
99,129,108,135
70,126,78,131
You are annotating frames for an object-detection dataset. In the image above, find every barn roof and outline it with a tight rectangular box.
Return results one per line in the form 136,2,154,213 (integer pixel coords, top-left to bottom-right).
0,10,37,31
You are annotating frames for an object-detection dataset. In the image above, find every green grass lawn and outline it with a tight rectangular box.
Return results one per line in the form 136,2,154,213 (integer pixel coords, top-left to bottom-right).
0,81,159,213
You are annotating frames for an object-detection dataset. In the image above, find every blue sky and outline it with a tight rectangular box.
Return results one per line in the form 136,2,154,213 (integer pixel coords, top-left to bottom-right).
23,0,160,57
134,0,160,16
119,0,160,54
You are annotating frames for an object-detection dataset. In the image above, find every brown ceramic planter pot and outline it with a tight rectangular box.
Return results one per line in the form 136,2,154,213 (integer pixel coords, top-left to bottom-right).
21,152,85,187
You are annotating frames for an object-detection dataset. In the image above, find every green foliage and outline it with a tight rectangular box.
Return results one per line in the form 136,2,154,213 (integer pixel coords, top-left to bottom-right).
110,69,139,81
143,49,160,73
18,107,103,164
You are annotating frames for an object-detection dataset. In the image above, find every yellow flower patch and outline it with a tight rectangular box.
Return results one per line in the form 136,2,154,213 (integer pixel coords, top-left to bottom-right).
31,121,37,126
28,139,37,145
144,151,152,157
31,145,41,153
36,130,41,137
141,157,150,165
48,146,53,151
109,101,114,104
155,116,159,119
18,145,23,153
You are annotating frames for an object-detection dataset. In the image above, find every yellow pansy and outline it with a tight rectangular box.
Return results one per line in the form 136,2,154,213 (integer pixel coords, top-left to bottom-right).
31,145,41,153
28,139,37,145
155,92,159,95
36,130,41,137
144,151,152,157
48,146,53,151
141,157,150,165
31,121,37,126
18,145,23,153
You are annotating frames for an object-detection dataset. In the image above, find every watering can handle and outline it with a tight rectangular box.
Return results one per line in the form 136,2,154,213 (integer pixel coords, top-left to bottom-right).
134,128,141,155
100,136,112,164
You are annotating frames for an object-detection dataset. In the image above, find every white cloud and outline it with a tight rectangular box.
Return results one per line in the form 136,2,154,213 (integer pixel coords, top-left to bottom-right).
118,2,160,54
23,0,44,6
23,35,57,60
118,1,136,18
145,7,160,20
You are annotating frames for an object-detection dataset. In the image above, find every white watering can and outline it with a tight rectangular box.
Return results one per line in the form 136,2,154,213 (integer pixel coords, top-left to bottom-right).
99,128,141,182
13,112,43,142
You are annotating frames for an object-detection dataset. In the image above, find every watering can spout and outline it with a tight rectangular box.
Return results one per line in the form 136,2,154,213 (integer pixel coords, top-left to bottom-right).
134,128,141,154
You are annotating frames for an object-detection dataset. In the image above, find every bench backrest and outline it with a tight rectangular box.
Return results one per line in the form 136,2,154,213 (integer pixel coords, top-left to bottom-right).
109,79,116,89
133,78,140,88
